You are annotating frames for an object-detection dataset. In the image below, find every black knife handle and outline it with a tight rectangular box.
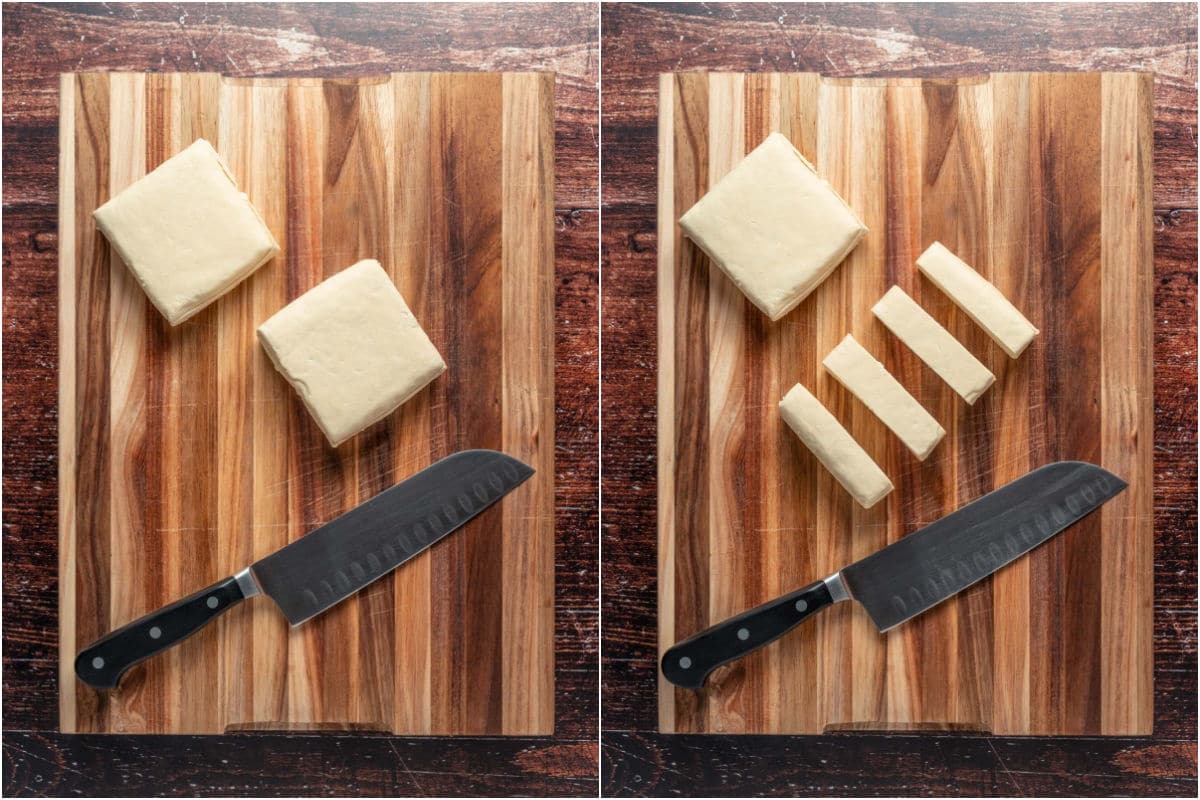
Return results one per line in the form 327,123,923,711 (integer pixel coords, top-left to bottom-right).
661,580,835,689
75,576,247,689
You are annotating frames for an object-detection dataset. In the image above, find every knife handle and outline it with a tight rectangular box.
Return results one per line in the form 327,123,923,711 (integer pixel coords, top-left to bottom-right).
661,580,835,689
75,576,247,689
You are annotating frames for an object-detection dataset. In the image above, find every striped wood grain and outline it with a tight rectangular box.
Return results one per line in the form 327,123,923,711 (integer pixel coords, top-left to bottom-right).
657,72,1153,735
59,72,555,735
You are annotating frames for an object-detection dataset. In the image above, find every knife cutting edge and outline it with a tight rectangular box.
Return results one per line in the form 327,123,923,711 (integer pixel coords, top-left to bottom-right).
661,460,1126,690
76,449,534,689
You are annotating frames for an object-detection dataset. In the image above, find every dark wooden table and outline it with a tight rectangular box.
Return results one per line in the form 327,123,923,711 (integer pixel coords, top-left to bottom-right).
1,3,598,796
601,3,1197,796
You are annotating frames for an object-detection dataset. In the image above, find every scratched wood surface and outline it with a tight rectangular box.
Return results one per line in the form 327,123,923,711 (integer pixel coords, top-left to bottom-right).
57,71,555,735
657,70,1153,736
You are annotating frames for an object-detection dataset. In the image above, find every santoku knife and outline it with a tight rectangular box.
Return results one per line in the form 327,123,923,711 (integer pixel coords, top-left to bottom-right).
662,460,1126,689
76,449,533,688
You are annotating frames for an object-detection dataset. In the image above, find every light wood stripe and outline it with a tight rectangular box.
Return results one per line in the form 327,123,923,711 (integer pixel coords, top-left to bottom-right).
500,72,556,734
950,76,996,730
1099,72,1154,735
776,71,823,734
656,72,678,733
351,77,398,731
989,72,1033,735
106,72,150,733
704,72,747,733
57,72,78,734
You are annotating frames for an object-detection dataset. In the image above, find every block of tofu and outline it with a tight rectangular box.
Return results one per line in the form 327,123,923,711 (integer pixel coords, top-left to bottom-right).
916,242,1039,358
872,286,995,405
779,383,893,509
258,260,446,447
822,335,945,460
93,139,280,325
678,132,867,321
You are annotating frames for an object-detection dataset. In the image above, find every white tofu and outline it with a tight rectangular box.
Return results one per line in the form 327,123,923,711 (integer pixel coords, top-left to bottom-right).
916,242,1039,358
779,383,893,509
822,335,945,460
678,132,867,321
93,139,280,325
257,260,446,447
872,286,995,405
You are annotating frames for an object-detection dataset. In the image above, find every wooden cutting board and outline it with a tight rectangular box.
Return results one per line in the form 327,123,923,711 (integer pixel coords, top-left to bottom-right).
657,72,1153,735
58,72,555,734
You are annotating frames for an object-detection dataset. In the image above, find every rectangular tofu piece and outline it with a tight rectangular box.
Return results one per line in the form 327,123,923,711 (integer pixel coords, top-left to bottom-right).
93,138,280,325
679,132,867,321
258,260,446,447
822,334,945,460
779,383,893,509
872,286,995,405
916,242,1039,358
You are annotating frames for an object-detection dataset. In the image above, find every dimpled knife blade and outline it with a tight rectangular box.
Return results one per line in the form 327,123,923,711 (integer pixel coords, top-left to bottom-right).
251,449,534,625
839,460,1125,631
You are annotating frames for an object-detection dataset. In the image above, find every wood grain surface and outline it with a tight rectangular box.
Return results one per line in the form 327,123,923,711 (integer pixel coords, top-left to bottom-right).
58,70,555,736
3,2,597,795
603,1,1195,795
658,70,1153,736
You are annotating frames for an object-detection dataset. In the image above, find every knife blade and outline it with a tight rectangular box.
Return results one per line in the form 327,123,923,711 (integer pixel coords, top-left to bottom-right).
76,449,533,688
661,461,1126,689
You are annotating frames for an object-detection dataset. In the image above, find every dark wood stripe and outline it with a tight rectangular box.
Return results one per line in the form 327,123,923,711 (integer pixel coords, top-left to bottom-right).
284,77,329,723
139,71,173,731
450,73,505,735
426,73,507,733
738,72,771,730
1025,72,1061,733
316,80,360,722
426,72,462,733
72,72,112,733
1048,72,1104,734
671,71,710,732
882,81,924,723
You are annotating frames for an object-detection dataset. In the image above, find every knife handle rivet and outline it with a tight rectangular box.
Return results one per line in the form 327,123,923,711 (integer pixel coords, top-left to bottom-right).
678,656,692,669
795,599,808,613
206,596,219,609
737,627,750,641
148,626,162,640
92,656,105,669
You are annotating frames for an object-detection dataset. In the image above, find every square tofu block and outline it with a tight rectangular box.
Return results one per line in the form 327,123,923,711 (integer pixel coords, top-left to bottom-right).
679,132,867,321
822,334,945,460
916,242,1039,358
93,139,280,325
872,286,995,404
257,260,446,447
779,383,893,509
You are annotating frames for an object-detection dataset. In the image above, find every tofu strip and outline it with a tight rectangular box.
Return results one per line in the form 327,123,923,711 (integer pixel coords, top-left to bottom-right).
779,383,893,509
822,334,946,460
872,286,995,405
916,241,1039,358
